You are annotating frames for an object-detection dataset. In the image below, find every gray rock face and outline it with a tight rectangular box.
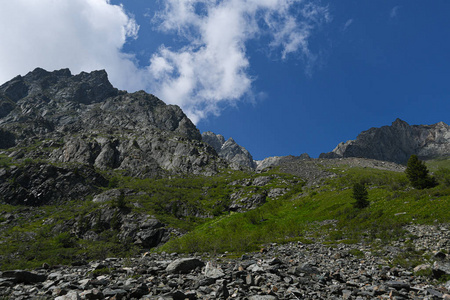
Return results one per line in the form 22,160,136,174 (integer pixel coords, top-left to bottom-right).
0,68,227,179
256,154,311,171
202,131,256,169
68,206,171,249
0,163,107,206
320,118,450,163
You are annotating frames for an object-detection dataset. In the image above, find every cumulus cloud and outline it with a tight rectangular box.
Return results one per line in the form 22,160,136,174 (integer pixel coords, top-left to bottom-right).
0,0,145,91
148,0,330,122
0,0,330,124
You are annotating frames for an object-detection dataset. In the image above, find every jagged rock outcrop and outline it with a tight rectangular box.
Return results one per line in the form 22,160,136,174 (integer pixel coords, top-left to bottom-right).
320,118,450,164
69,206,172,249
256,153,311,171
202,131,256,169
0,68,226,180
0,163,107,206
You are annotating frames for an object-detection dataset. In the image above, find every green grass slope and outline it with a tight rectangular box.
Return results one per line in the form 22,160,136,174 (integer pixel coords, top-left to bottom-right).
160,161,450,254
0,158,449,270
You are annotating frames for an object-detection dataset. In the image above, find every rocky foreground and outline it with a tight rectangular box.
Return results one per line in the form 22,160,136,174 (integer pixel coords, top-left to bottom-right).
1,225,449,300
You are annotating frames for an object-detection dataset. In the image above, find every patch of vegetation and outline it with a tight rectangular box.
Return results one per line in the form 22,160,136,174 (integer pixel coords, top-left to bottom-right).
111,169,302,231
0,154,13,168
91,267,112,276
160,164,450,254
391,249,427,269
0,199,139,270
348,249,365,258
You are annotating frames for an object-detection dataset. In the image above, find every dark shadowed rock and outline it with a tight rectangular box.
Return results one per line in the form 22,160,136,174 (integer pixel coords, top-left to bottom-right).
2,270,47,283
433,261,450,279
0,129,15,148
0,163,107,206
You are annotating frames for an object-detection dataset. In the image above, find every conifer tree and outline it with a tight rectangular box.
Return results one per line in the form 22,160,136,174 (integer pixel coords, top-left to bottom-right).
405,155,436,189
352,181,369,209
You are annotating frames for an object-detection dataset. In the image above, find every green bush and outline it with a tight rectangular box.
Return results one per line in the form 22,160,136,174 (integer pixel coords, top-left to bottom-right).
111,190,127,209
55,232,76,248
434,168,450,187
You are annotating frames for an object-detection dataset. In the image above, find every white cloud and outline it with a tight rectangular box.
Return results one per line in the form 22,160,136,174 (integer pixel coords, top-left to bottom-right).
343,18,354,31
0,0,146,91
390,6,401,19
149,0,330,122
0,0,330,124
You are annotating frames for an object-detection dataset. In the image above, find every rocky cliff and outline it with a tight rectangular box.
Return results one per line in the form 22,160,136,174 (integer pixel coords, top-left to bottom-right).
202,131,256,169
320,118,450,164
0,68,226,181
0,68,233,207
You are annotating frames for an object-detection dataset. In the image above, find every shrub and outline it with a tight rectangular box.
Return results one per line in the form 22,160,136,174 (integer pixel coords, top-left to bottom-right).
434,168,450,187
112,190,127,209
108,176,120,188
55,232,76,248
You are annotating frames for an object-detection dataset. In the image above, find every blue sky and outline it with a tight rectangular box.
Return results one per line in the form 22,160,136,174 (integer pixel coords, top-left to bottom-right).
1,1,450,160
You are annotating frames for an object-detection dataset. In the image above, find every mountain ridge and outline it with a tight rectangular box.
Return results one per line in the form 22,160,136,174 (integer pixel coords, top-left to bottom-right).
0,67,227,181
319,118,450,164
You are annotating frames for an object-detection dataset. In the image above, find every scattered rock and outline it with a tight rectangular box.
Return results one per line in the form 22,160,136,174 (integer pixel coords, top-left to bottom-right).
1,227,449,300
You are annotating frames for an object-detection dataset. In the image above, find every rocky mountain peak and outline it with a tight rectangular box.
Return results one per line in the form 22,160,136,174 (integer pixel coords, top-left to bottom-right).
1,68,119,105
202,131,256,169
392,118,409,128
320,119,450,164
199,131,225,152
0,68,226,186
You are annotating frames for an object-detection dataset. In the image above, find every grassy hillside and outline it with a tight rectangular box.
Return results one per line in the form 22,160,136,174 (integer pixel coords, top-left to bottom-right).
0,158,449,270
160,162,450,254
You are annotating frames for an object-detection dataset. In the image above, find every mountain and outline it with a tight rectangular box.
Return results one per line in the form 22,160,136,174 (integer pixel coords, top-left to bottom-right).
0,68,231,205
0,68,226,178
319,118,450,164
202,131,256,169
1,69,449,296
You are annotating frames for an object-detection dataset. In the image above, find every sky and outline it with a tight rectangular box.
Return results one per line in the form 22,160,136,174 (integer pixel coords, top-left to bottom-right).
1,1,450,160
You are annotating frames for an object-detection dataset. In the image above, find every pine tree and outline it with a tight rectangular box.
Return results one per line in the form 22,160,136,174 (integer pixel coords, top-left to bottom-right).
405,155,437,189
352,181,369,209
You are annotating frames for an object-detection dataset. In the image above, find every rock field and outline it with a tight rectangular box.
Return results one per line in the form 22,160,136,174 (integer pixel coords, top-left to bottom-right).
1,224,449,300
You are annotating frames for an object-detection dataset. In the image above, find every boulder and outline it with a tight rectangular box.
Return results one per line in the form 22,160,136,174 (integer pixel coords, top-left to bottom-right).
433,261,450,279
166,258,205,274
1,270,47,283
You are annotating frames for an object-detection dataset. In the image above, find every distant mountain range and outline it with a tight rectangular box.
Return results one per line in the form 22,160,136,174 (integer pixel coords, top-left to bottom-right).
1,67,449,180
319,118,450,164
